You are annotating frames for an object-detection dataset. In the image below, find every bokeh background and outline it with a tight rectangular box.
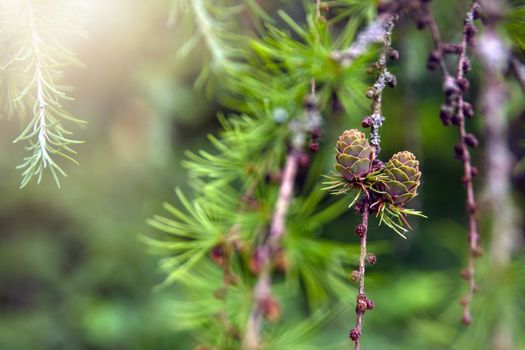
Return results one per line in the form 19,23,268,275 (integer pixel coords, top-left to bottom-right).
0,0,524,349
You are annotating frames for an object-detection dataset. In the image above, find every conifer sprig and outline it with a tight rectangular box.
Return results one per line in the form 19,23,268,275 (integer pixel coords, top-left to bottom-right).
0,0,85,187
148,1,395,348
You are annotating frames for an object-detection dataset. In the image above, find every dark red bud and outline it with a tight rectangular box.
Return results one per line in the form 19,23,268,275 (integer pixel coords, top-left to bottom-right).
439,105,453,126
457,77,470,92
454,143,466,160
308,142,320,153
361,116,372,128
298,152,310,168
366,254,377,265
463,102,474,118
366,298,375,310
389,48,400,61
472,6,481,20
442,43,461,54
461,268,472,280
427,50,441,70
356,294,368,313
311,127,322,139
462,58,472,73
444,76,460,96
355,224,366,237
387,75,397,88
464,133,479,148
465,24,477,40
349,328,361,341
416,17,428,30
451,114,462,126
462,312,472,325
260,297,281,322
350,270,361,283
211,246,225,267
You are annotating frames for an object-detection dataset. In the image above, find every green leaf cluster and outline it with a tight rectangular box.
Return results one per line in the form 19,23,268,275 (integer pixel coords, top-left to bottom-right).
145,1,383,348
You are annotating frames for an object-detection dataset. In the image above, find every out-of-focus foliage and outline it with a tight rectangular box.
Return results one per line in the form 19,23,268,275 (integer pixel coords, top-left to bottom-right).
0,0,523,349
505,3,525,50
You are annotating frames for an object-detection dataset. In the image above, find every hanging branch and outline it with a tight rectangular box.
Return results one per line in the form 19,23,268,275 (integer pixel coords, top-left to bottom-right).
324,11,424,348
448,2,482,326
0,0,86,188
348,16,398,350
243,150,300,350
243,3,327,347
416,0,482,325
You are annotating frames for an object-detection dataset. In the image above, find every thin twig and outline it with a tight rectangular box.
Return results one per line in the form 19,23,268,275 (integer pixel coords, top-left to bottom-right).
242,150,300,350
454,2,481,325
417,1,482,325
367,16,396,155
316,0,322,19
243,3,325,345
419,1,449,77
348,9,398,348
27,2,52,173
332,14,394,67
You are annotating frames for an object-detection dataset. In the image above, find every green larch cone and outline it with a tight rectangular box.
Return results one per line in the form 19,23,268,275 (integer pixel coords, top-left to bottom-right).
335,129,375,181
382,151,421,205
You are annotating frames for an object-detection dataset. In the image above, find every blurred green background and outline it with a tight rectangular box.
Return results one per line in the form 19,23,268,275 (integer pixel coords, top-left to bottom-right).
0,0,524,349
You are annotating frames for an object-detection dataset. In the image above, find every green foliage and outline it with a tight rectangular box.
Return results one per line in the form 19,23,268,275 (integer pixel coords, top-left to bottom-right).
168,0,250,92
504,5,525,50
146,1,383,348
407,260,525,349
146,0,524,349
0,0,85,187
0,0,524,350
226,8,371,114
